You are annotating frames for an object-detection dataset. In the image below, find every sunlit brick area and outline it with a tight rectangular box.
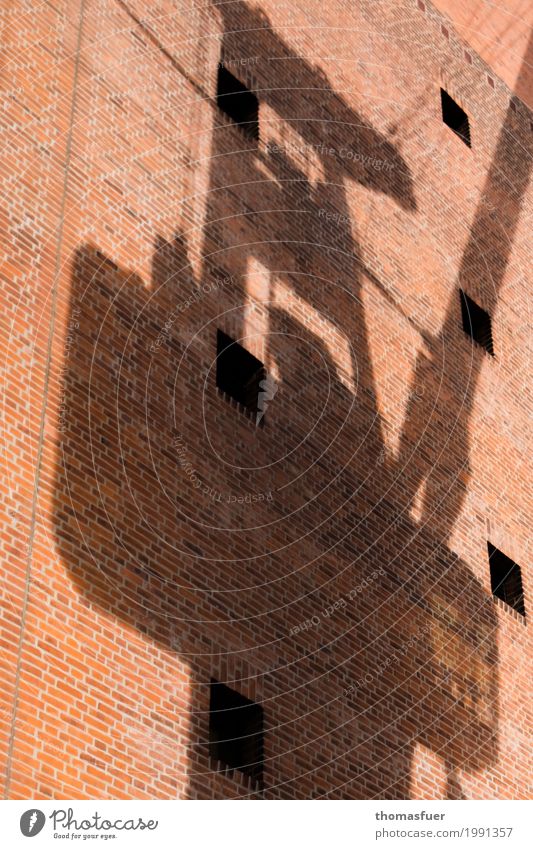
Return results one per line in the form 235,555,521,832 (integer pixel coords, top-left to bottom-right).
0,0,530,802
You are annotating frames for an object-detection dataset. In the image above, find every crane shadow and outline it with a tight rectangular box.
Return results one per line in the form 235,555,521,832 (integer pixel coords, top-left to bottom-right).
50,2,531,798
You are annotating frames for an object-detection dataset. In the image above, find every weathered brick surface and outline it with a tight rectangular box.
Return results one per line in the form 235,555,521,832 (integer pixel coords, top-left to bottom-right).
0,0,531,799
431,0,533,99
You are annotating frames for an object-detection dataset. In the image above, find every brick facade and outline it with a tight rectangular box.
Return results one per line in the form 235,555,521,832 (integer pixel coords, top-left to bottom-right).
0,0,531,799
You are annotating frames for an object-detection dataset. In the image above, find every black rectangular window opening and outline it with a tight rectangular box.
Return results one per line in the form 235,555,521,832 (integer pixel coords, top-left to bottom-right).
216,330,266,421
441,89,471,147
488,543,526,618
460,290,494,355
209,679,264,782
217,65,259,140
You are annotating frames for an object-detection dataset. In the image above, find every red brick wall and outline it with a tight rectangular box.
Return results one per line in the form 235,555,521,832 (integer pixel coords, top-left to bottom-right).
1,0,531,799
432,0,533,103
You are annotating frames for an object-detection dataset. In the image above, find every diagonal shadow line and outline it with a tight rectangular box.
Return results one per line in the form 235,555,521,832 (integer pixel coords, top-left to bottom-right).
393,27,533,537
115,0,210,101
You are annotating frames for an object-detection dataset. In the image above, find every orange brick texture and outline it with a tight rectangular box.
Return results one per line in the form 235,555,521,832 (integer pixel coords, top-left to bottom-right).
0,0,531,799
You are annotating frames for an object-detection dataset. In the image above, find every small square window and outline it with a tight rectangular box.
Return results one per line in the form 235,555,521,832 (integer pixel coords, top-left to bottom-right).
216,330,266,420
217,66,259,140
209,679,264,781
488,543,526,618
460,290,494,355
441,89,471,147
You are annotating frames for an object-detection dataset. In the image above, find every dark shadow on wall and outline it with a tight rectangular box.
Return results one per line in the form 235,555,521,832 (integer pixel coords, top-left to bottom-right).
50,2,531,799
